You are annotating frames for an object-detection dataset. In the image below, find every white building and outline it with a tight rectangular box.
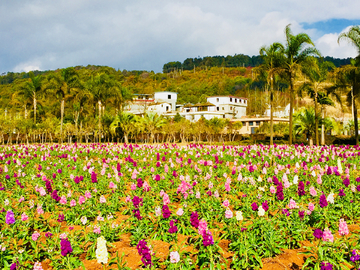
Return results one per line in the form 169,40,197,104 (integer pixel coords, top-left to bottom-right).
125,92,247,121
264,103,291,118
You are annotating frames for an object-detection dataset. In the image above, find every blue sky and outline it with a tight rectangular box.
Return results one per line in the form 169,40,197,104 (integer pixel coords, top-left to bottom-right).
0,0,359,73
302,19,360,38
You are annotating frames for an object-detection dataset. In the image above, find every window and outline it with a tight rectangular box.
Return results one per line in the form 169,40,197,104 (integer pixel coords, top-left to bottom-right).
256,121,260,126
230,98,233,102
168,95,171,99
230,106,232,110
223,115,226,118
217,107,219,111
235,99,237,103
166,106,169,111
222,107,224,110
161,104,163,107
216,98,219,102
249,121,254,126
251,127,257,134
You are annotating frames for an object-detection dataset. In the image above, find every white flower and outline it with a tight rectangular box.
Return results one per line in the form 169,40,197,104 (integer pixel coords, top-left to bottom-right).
96,236,108,264
235,211,243,221
327,193,335,204
258,206,265,217
257,176,262,182
80,216,87,225
293,175,299,185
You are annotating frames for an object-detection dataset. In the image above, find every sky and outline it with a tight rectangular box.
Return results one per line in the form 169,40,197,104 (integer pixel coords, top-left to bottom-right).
1,0,360,74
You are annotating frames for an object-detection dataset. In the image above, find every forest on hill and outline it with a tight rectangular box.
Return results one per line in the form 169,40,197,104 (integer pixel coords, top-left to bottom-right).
162,54,352,73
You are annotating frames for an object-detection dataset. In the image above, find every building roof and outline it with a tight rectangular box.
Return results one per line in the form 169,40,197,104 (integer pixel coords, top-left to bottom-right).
184,102,216,108
207,95,248,100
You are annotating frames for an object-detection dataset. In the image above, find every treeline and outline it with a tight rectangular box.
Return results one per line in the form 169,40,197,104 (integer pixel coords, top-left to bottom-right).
163,54,352,73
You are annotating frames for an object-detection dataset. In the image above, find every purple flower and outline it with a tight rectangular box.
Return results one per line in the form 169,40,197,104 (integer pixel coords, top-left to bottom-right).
338,189,346,197
137,240,152,267
190,212,199,228
10,262,18,270
60,238,73,256
162,205,171,219
169,219,178,233
51,190,61,202
276,183,284,201
298,210,305,220
45,180,53,193
137,178,143,188
57,213,65,222
297,181,305,196
320,262,333,270
91,172,98,183
132,196,143,209
5,210,15,224
282,208,290,216
262,201,269,212
202,230,214,247
133,209,142,220
343,177,350,187
313,229,323,239
319,194,328,208
251,202,258,211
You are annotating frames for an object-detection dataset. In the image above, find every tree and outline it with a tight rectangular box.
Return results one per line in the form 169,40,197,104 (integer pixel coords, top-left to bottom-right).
47,67,81,143
299,59,335,145
337,26,360,145
110,112,136,143
283,24,320,144
294,107,320,146
15,71,45,124
257,42,285,145
142,112,166,143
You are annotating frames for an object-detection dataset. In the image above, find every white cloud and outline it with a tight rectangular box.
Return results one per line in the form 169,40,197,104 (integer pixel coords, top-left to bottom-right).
1,0,360,73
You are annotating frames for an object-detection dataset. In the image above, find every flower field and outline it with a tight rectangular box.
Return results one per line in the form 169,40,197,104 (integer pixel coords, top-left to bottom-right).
1,143,360,269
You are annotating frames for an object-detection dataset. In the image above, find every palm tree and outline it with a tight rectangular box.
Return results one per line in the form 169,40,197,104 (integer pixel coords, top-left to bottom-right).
294,107,320,146
15,71,45,124
299,59,335,145
142,112,166,143
283,24,320,144
337,26,360,145
257,42,285,145
47,67,81,143
110,112,136,143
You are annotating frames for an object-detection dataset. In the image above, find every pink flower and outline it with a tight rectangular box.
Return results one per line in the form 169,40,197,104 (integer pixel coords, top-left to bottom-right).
60,196,67,205
270,186,276,194
37,207,44,215
32,231,40,241
93,226,101,234
309,186,317,196
78,196,85,205
70,200,76,207
225,209,233,219
170,251,180,263
163,193,170,205
100,195,106,204
39,187,46,196
85,191,92,199
317,175,322,185
59,233,67,239
198,219,208,235
322,228,334,242
109,181,116,189
21,213,29,221
196,191,201,199
125,196,131,203
308,203,315,212
131,183,137,190
339,219,349,236
18,196,25,203
33,262,44,270
176,208,184,216
288,199,298,209
222,199,230,207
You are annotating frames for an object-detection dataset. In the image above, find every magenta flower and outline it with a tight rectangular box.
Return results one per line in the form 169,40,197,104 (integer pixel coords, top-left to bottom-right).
60,238,73,256
5,210,15,224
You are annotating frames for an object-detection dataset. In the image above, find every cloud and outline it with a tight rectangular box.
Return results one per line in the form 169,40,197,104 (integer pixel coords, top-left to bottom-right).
1,0,360,73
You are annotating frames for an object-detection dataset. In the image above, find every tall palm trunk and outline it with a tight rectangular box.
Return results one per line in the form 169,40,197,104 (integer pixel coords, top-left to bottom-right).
321,106,325,145
352,86,359,145
270,77,274,146
33,94,37,124
98,100,102,143
314,88,319,146
60,99,65,143
289,79,294,145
